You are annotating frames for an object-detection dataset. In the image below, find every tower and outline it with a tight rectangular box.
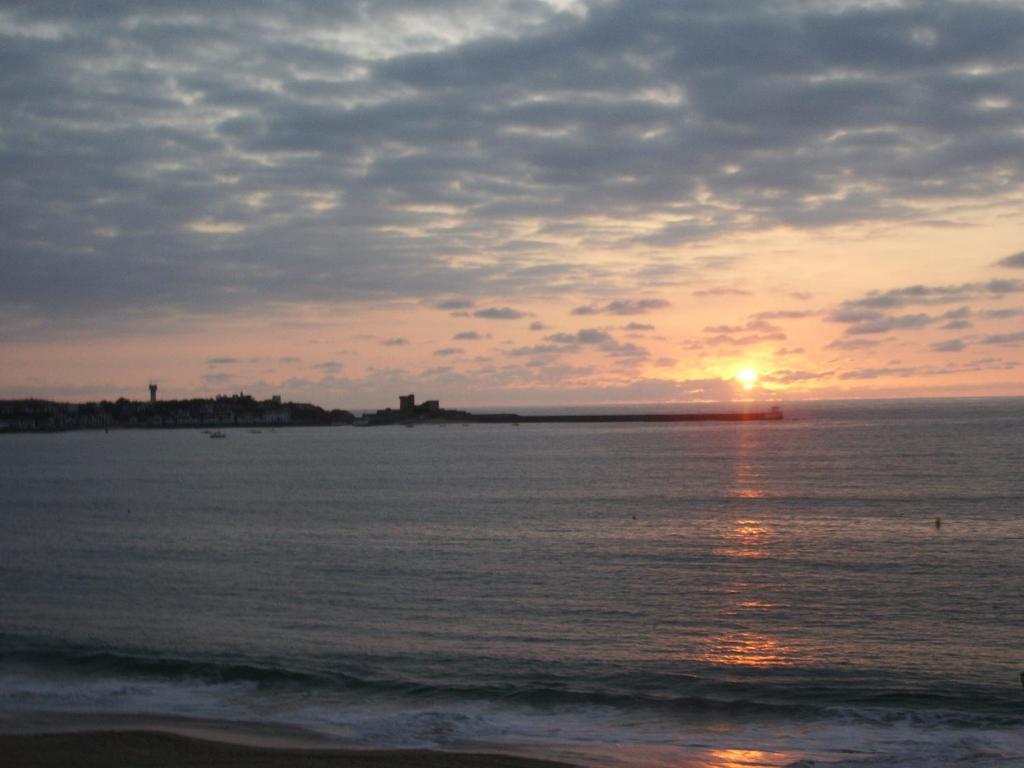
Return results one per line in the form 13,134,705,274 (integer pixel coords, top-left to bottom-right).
149,383,158,403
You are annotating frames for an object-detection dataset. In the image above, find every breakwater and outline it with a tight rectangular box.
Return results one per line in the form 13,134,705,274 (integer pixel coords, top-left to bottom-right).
355,405,783,425
468,408,783,424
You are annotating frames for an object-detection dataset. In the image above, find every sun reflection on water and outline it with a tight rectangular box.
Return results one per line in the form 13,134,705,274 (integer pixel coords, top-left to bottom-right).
732,488,767,499
707,748,794,767
698,426,797,672
700,632,794,668
713,517,774,559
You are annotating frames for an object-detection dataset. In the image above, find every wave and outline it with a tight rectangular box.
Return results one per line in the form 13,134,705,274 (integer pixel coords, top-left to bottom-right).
4,641,1024,766
2,637,1022,733
0,645,328,688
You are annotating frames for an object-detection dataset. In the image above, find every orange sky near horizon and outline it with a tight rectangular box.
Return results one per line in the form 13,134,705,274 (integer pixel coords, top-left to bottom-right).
6,214,1022,409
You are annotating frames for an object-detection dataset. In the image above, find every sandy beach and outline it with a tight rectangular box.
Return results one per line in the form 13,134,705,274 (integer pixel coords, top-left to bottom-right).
1,730,578,768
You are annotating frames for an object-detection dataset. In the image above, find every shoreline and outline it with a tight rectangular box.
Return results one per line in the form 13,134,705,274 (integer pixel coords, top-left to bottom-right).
0,713,593,768
0,729,581,768
0,713,758,768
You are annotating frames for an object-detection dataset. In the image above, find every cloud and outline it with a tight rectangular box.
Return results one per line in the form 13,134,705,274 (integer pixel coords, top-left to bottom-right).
837,358,1021,381
704,319,782,334
701,316,787,345
474,307,527,319
995,251,1024,268
435,298,476,310
453,331,482,340
938,307,972,330
528,321,549,331
825,338,881,350
827,296,994,335
506,344,565,358
692,288,753,298
540,327,650,359
624,322,655,331
839,367,917,380
931,339,967,352
207,357,240,365
313,360,343,372
202,372,237,384
571,299,671,316
381,338,409,346
941,319,973,330
751,310,815,320
764,369,833,384
604,341,649,359
705,332,786,346
845,313,933,335
546,329,614,345
842,280,1024,310
828,309,885,324
983,308,1024,319
434,347,463,356
979,330,1024,345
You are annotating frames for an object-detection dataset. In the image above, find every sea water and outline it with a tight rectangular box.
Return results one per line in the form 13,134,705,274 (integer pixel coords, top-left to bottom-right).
1,398,1023,767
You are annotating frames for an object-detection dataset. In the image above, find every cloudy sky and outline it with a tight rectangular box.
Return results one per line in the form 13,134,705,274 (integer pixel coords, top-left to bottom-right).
2,0,1023,408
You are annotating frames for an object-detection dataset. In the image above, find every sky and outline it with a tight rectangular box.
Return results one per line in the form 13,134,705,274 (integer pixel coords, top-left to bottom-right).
2,0,1023,409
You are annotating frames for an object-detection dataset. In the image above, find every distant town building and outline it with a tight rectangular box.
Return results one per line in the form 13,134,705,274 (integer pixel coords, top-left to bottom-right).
0,392,356,432
361,394,470,425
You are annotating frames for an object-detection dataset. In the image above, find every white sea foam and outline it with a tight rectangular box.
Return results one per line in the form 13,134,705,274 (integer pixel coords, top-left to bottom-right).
3,669,1024,768
0,670,254,721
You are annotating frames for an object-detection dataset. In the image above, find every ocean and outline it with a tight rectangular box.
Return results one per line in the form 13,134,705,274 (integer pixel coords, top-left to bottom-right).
1,398,1023,767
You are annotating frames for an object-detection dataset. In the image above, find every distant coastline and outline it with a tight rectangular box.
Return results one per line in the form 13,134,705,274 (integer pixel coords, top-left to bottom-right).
0,392,354,433
0,391,784,434
352,394,783,426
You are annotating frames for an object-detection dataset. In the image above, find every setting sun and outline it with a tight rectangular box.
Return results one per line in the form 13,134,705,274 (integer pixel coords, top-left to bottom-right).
736,368,759,390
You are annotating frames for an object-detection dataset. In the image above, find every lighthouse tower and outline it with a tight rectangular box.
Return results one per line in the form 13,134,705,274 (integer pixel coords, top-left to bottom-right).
148,383,158,403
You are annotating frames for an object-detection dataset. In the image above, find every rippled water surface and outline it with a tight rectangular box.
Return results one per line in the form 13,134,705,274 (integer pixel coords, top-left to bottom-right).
2,398,1023,766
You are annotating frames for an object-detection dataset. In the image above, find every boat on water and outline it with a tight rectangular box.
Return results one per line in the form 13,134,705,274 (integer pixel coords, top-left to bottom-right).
209,431,227,439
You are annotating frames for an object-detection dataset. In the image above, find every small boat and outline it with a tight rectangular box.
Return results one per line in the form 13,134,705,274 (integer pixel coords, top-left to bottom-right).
209,431,227,439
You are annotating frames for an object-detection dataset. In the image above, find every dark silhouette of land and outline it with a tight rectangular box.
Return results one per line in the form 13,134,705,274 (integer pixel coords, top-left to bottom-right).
0,392,353,433
353,394,782,426
0,392,782,433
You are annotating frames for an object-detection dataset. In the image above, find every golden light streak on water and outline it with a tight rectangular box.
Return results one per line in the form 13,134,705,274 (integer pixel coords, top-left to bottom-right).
700,632,795,669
